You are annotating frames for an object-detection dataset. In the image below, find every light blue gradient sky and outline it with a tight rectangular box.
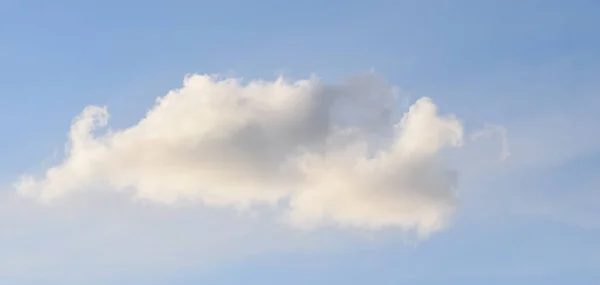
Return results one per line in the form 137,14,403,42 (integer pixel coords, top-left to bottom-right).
1,0,600,284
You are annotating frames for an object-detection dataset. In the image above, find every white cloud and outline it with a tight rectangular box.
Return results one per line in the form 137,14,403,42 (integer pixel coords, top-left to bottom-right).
14,73,464,237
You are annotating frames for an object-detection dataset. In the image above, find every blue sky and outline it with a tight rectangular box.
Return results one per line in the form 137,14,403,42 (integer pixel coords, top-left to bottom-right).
1,0,600,284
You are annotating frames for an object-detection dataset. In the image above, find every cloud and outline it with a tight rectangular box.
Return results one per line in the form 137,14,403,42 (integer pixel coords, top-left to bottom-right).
14,73,464,237
471,124,510,162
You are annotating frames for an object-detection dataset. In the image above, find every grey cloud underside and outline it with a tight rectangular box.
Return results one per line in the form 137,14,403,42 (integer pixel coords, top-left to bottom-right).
15,74,464,237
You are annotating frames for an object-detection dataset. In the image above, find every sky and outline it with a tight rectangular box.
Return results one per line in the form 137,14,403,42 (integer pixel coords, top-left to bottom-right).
1,0,600,284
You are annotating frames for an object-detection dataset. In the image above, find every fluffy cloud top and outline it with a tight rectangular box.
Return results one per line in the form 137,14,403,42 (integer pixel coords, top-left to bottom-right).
15,74,463,237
